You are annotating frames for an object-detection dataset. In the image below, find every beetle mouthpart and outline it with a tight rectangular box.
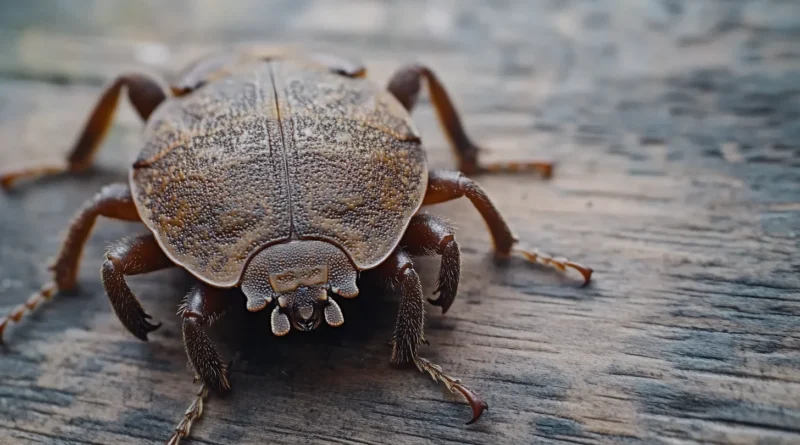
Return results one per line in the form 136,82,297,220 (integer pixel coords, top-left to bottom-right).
271,306,291,336
298,305,314,321
324,299,344,327
278,295,288,308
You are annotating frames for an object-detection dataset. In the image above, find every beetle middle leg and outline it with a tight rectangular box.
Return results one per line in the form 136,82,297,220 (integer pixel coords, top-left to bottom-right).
423,169,593,284
377,247,487,424
387,64,553,177
0,183,145,343
0,74,167,189
402,213,461,314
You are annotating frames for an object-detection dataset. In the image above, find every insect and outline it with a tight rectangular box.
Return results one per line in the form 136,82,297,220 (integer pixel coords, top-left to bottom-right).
0,47,592,442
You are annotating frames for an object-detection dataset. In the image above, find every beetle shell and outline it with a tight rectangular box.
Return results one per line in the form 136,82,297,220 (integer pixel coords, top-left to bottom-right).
130,58,428,287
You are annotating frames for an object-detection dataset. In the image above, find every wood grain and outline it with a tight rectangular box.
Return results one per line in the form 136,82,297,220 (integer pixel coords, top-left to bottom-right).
1,1,798,444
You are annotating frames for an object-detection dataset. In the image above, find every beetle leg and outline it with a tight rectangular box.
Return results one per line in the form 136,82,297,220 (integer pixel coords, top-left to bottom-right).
178,283,232,393
377,248,487,424
102,234,174,340
0,184,144,343
387,64,552,178
423,169,593,285
0,74,167,189
402,213,461,314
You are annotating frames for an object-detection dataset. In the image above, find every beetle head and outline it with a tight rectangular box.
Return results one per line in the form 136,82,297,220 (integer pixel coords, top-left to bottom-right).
240,240,358,336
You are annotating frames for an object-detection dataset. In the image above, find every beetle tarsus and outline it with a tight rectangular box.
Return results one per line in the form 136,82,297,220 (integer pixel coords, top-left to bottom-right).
167,357,236,444
0,283,56,344
477,160,554,179
515,245,593,285
414,356,488,425
0,164,69,191
166,377,209,445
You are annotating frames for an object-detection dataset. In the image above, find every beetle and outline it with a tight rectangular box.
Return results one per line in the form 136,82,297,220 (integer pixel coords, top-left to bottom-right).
0,46,592,442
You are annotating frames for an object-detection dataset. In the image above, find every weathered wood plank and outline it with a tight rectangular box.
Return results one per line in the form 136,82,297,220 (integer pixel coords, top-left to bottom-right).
1,1,799,444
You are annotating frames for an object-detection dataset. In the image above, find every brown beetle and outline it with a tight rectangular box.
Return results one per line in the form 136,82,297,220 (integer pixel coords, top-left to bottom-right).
0,47,592,442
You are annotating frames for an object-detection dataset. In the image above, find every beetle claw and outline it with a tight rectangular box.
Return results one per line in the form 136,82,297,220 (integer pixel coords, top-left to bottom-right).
132,314,161,341
453,381,489,425
413,356,488,425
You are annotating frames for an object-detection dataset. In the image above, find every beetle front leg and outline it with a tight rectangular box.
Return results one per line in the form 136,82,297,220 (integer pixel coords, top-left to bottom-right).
167,283,232,445
102,234,174,340
402,213,461,314
0,184,143,343
387,64,553,178
178,283,232,393
0,74,167,189
377,248,487,424
423,169,593,285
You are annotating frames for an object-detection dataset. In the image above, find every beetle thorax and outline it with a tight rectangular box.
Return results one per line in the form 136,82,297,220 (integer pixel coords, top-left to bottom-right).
240,240,358,335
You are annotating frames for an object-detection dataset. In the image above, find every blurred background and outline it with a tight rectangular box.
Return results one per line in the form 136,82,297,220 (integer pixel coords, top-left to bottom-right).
3,0,798,172
1,1,799,444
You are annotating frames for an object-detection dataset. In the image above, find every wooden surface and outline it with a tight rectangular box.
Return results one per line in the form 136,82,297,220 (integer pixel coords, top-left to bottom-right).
1,1,799,444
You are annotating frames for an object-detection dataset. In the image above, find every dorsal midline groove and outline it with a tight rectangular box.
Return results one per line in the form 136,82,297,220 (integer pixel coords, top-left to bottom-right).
267,61,297,237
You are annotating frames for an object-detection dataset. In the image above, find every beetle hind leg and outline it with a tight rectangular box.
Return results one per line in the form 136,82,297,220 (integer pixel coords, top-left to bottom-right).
386,64,552,178
377,248,488,424
0,74,167,190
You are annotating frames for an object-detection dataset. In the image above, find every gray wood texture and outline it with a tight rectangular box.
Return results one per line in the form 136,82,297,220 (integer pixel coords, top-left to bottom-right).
1,1,798,444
